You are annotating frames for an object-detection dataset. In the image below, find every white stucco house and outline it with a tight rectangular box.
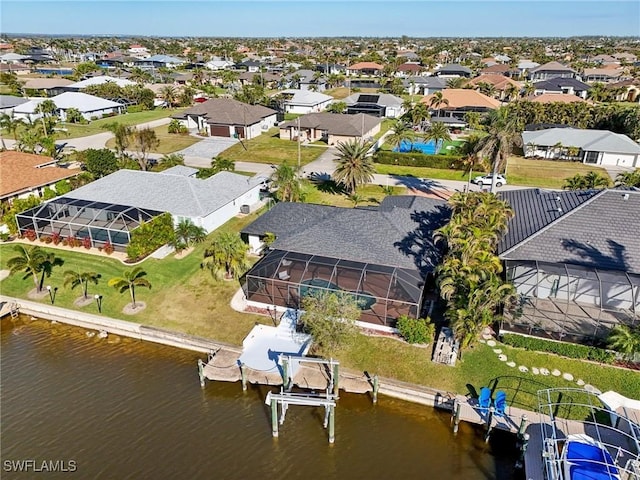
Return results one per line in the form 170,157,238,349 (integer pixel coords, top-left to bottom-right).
522,128,640,168
13,92,124,122
174,98,277,139
275,89,333,114
66,75,136,90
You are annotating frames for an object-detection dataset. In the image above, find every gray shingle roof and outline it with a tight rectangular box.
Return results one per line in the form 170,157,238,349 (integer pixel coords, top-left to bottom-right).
343,93,403,108
533,78,590,91
0,95,28,109
182,98,276,126
522,128,640,155
160,165,198,177
437,64,472,74
241,196,449,273
64,169,262,218
279,112,381,137
499,189,640,274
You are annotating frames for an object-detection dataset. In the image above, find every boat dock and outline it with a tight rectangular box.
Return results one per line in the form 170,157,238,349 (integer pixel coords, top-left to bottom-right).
0,301,19,319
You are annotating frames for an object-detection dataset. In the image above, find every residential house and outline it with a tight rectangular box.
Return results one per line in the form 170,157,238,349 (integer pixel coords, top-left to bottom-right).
346,62,384,76
205,58,235,71
528,61,577,81
315,63,347,75
434,64,472,78
421,89,501,118
465,74,522,100
174,98,277,138
395,62,423,77
612,53,637,64
17,168,264,251
480,64,519,78
278,112,381,145
498,188,640,343
240,196,449,330
238,59,263,73
14,92,124,122
533,78,590,99
516,60,540,79
522,127,640,167
0,151,79,203
22,78,74,97
0,95,29,114
588,54,619,66
128,44,150,59
135,54,185,69
286,69,326,91
274,89,333,114
582,68,625,83
403,76,446,95
66,75,136,91
0,63,30,75
527,93,588,105
608,79,640,103
238,71,282,88
343,92,404,118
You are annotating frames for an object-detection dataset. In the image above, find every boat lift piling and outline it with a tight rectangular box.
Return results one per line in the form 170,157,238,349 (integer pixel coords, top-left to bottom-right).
452,398,461,434
484,406,495,443
266,391,337,443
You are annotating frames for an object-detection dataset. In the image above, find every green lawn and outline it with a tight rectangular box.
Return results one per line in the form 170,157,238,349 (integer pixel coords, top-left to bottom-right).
373,119,394,141
324,87,378,100
57,108,186,139
333,335,639,410
105,124,200,154
303,183,406,207
0,209,270,345
375,163,470,182
220,128,327,166
506,156,612,189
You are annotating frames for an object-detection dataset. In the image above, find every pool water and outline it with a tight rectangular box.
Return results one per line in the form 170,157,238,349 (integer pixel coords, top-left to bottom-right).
299,279,376,310
394,139,442,155
36,68,74,75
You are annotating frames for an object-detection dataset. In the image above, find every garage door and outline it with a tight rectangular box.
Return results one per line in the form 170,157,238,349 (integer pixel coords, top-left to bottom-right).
209,125,230,137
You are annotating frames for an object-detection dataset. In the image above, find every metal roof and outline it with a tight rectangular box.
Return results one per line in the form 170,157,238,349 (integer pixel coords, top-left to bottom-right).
522,128,640,154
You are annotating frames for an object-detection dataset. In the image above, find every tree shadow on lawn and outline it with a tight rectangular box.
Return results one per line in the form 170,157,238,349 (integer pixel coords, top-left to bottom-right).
311,176,346,195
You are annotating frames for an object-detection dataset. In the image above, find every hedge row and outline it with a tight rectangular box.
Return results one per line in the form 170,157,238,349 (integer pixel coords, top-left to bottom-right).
374,150,463,169
501,333,615,364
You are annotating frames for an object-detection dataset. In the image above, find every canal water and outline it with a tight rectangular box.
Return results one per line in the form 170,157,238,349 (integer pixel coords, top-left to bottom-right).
1,317,521,479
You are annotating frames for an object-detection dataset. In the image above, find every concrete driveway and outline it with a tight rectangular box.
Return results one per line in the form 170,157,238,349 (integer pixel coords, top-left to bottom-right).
178,136,239,167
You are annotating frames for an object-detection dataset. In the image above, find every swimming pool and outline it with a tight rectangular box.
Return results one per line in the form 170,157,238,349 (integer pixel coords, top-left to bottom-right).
394,139,442,155
299,279,376,310
36,68,73,75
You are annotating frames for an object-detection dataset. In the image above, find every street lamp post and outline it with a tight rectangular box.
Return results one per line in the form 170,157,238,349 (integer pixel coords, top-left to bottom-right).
95,294,102,313
46,285,57,305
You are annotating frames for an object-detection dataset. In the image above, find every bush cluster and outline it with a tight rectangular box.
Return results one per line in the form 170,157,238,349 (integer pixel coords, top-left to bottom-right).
501,333,615,364
396,315,435,344
126,213,174,260
374,151,463,169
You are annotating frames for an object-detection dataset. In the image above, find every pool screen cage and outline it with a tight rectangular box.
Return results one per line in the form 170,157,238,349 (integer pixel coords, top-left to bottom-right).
502,260,640,344
243,249,426,327
16,197,164,252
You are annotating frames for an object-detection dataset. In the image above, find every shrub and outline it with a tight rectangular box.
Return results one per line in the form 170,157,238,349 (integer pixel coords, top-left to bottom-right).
103,242,114,255
374,150,463,169
501,333,615,364
65,235,79,248
51,232,62,245
168,119,187,134
396,315,435,344
42,236,53,244
83,237,91,249
126,213,175,260
126,104,147,114
24,229,37,241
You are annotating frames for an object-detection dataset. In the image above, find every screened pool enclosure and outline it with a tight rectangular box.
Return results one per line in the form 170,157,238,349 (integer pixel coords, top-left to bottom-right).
243,249,426,327
502,260,640,343
16,197,164,252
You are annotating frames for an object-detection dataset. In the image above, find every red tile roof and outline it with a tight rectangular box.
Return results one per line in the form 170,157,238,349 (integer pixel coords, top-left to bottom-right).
527,94,588,104
348,62,384,70
421,88,501,109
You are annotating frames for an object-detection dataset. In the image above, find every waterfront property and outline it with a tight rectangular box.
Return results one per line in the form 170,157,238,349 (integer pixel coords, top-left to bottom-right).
16,167,263,251
0,151,79,203
394,139,442,155
342,93,405,118
241,196,449,329
522,127,640,168
498,188,640,343
13,92,125,122
421,89,501,118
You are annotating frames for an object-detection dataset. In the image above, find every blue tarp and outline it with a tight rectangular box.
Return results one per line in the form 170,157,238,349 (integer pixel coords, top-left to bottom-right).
566,439,619,480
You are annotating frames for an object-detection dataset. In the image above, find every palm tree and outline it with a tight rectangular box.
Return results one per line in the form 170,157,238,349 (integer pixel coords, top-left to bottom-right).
63,270,100,299
563,174,586,190
108,267,151,309
424,121,451,152
607,324,640,360
173,219,206,251
202,231,250,280
159,153,185,168
0,112,25,148
583,171,610,189
408,103,430,128
385,119,416,150
129,67,152,84
428,91,449,115
348,193,364,207
615,169,640,188
270,162,305,202
446,77,466,89
504,84,520,102
210,157,235,173
471,107,521,192
159,85,177,107
521,81,535,98
7,245,49,292
333,139,375,194
463,111,482,131
455,134,487,190
36,99,58,136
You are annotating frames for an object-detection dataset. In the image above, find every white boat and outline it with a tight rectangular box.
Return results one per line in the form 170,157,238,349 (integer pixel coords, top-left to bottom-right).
561,434,621,480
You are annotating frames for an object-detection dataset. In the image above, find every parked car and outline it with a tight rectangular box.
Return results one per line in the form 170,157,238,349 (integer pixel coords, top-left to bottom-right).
472,174,507,187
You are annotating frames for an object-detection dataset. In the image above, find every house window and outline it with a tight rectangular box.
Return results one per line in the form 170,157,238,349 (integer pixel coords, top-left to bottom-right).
584,151,599,164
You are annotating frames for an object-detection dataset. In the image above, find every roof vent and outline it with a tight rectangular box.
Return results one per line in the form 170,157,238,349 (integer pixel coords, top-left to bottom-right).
623,193,630,200
557,207,563,213
555,195,561,202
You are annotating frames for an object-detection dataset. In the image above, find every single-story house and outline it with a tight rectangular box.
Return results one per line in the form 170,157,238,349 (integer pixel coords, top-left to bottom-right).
205,59,235,71
16,168,264,251
403,76,446,95
480,64,520,77
315,63,347,75
526,93,588,105
0,63,30,75
612,53,637,64
237,59,263,73
343,92,404,118
533,78,590,99
135,54,185,69
522,127,640,167
0,151,79,203
498,188,640,343
174,98,277,139
346,62,384,76
22,78,74,96
66,75,136,90
278,112,381,145
238,71,282,88
608,79,640,103
465,74,522,100
0,95,29,114
240,196,449,330
395,62,423,77
516,60,540,78
528,61,577,81
13,92,124,122
434,64,472,78
421,89,501,118
275,89,333,114
285,69,326,91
